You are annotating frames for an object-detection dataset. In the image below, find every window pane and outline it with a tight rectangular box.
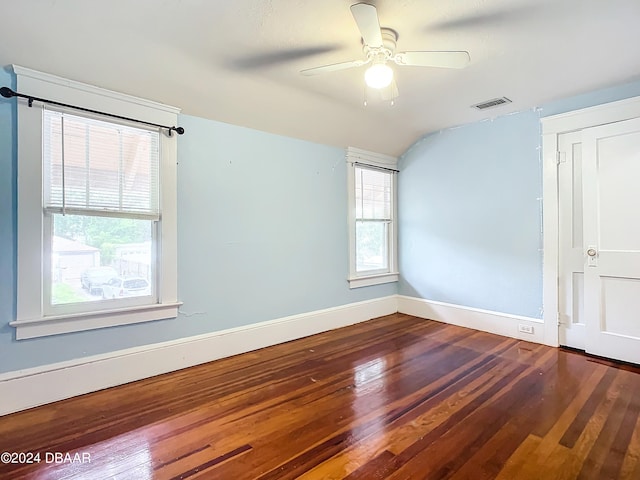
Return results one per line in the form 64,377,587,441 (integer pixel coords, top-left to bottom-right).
51,214,153,304
355,167,391,220
43,110,160,216
356,221,389,272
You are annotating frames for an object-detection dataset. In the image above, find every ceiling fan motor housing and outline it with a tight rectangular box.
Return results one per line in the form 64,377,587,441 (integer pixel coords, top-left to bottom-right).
362,27,398,62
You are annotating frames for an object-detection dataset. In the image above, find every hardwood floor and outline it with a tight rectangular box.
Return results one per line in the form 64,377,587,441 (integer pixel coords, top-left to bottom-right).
1,313,639,479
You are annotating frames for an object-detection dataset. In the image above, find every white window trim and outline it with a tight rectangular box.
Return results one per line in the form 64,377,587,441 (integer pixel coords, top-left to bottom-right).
10,65,181,340
347,147,399,288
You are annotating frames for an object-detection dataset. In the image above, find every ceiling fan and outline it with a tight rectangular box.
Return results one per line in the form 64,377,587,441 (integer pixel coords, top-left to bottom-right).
300,3,470,102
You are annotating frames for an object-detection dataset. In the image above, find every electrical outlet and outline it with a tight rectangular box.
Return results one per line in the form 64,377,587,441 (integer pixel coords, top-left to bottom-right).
518,324,534,335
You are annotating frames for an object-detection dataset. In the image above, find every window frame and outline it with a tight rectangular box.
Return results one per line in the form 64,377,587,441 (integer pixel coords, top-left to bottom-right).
10,65,181,340
346,147,399,288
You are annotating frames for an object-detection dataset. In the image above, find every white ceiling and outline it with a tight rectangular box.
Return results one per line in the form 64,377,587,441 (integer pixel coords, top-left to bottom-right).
1,0,640,156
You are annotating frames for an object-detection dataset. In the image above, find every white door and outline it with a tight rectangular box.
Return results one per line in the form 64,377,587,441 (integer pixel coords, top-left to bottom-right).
582,117,640,364
558,132,586,349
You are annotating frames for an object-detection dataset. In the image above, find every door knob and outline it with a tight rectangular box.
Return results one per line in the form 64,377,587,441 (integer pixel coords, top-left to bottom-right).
587,246,598,267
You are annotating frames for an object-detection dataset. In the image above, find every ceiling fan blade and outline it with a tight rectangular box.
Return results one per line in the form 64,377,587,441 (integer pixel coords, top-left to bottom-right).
428,4,539,32
394,51,470,69
300,59,367,76
230,45,342,70
350,3,383,47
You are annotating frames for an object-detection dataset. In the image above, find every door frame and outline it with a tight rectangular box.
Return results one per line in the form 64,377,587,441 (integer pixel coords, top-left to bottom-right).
541,95,640,347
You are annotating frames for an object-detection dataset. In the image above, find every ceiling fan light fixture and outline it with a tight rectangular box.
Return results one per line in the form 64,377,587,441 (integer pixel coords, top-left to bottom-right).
364,62,393,89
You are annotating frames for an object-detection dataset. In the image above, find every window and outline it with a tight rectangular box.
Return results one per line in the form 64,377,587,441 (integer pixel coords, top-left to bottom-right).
11,65,180,339
347,147,399,288
44,111,158,312
355,167,391,273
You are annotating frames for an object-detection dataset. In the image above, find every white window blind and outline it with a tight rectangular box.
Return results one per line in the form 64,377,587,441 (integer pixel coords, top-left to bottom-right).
43,110,160,219
355,166,392,221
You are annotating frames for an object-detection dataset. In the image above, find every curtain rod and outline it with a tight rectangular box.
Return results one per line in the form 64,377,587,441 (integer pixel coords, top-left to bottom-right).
352,161,399,173
0,86,184,136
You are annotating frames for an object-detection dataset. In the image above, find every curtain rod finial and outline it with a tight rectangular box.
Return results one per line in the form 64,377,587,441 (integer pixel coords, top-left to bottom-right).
0,86,16,98
168,126,185,136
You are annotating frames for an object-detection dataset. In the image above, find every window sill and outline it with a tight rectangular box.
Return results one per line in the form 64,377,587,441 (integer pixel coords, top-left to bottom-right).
10,302,182,340
348,272,399,289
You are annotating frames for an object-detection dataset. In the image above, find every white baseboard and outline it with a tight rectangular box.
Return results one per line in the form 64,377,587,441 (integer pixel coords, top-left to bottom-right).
0,295,397,417
397,295,546,345
0,295,551,416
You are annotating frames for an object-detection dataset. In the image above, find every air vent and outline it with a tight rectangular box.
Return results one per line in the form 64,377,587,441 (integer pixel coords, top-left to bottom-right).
472,97,512,110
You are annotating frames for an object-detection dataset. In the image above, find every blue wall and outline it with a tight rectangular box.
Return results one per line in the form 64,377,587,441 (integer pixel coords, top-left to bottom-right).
0,70,394,374
175,115,395,329
398,79,640,319
398,112,543,318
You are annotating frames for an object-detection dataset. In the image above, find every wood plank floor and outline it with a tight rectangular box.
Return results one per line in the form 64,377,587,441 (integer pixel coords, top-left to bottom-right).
1,313,639,479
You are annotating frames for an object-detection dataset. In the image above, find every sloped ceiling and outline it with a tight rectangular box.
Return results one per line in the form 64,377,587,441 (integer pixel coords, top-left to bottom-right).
1,0,640,156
